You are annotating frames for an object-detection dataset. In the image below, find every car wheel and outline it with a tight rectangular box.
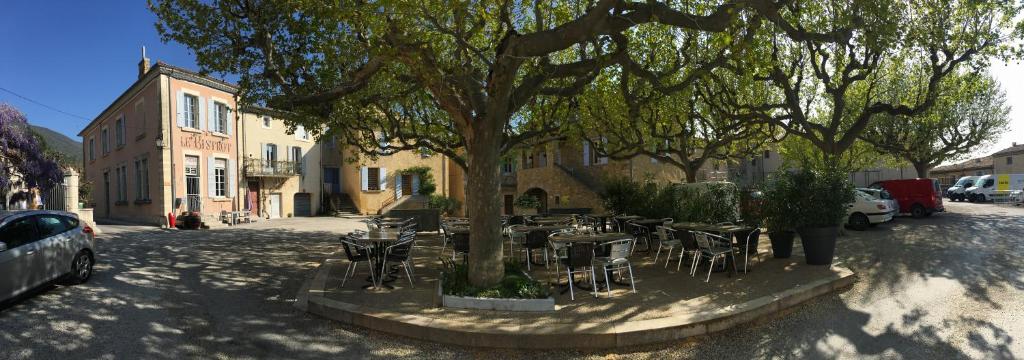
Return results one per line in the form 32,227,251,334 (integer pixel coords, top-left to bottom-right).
968,195,976,203
68,251,94,284
911,204,926,218
849,213,870,231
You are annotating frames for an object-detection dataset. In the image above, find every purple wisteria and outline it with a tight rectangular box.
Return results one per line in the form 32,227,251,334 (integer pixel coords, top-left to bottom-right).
0,103,64,194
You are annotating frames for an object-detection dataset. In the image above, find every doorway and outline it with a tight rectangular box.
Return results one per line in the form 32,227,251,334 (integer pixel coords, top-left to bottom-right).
246,181,260,214
401,174,413,196
268,193,282,219
185,155,201,212
524,188,549,214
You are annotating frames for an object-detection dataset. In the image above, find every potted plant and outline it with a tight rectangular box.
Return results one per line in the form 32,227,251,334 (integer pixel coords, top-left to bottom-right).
759,175,798,258
513,195,541,215
788,169,855,265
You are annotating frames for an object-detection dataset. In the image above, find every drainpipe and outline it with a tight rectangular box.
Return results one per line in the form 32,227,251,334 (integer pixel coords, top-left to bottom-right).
166,74,177,215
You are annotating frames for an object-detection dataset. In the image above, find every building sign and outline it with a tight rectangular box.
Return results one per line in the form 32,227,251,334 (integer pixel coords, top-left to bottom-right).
181,134,231,153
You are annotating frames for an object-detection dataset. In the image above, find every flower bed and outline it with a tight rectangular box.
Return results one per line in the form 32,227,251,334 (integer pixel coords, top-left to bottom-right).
439,262,554,312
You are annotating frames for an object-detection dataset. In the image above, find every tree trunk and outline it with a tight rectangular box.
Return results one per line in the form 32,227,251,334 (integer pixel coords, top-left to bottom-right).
465,115,505,288
684,167,698,183
913,162,931,179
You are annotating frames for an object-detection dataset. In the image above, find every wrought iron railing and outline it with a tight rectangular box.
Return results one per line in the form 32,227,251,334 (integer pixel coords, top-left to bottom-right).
244,158,300,177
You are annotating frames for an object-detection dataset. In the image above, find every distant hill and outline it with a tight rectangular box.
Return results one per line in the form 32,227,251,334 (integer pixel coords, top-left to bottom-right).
30,125,82,167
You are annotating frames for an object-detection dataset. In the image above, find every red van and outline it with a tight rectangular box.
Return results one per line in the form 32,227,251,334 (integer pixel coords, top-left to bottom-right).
868,179,944,218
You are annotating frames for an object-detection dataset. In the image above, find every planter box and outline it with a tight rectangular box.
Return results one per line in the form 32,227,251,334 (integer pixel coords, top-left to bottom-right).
437,274,555,312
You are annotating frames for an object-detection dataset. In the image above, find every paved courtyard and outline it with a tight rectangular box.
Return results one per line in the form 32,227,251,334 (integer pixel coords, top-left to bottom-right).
2,202,1023,359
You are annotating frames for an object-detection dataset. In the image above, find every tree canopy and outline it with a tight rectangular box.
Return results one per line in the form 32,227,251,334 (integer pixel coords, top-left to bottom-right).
0,103,64,198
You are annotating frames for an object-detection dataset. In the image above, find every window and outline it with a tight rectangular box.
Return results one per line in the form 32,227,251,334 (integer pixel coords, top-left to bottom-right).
183,94,199,129
135,100,146,138
37,215,73,238
185,156,199,176
262,116,272,128
211,102,228,133
296,125,309,140
115,116,126,147
135,158,150,200
264,144,278,162
291,147,303,174
501,160,514,174
89,137,95,161
1008,156,1013,165
214,158,227,197
367,167,381,191
101,126,110,154
116,165,128,202
0,216,38,249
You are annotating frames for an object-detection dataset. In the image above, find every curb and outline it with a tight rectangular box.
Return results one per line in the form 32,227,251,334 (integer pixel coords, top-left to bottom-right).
301,259,855,349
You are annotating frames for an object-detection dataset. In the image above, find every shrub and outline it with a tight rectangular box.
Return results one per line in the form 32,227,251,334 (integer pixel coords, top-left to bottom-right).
442,261,549,299
513,194,541,210
764,169,854,229
759,173,800,233
428,195,461,216
397,166,436,195
599,176,739,223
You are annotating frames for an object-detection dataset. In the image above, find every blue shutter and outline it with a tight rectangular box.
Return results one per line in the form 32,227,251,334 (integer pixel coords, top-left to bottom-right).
207,98,216,131
208,156,216,197
379,167,387,190
198,96,207,131
583,141,591,166
176,91,186,127
395,174,403,198
360,166,368,191
226,105,233,136
228,158,236,198
412,175,421,195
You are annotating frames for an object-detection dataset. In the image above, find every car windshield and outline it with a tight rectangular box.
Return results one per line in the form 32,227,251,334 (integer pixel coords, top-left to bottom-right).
974,177,989,187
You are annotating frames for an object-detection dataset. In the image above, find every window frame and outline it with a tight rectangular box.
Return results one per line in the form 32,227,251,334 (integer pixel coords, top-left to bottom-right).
115,115,126,147
183,93,199,129
214,158,227,197
212,101,228,134
262,116,272,129
367,167,381,191
101,126,110,155
88,137,95,161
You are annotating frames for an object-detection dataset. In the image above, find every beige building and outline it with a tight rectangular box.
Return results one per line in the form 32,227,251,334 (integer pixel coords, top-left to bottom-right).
931,156,994,189
732,149,917,187
992,142,1024,174
339,147,463,215
238,108,323,219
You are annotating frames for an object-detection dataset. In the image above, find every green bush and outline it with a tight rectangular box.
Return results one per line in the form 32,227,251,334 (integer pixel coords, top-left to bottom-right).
513,194,541,210
442,262,549,299
765,169,854,229
428,195,461,216
398,166,436,195
599,177,738,223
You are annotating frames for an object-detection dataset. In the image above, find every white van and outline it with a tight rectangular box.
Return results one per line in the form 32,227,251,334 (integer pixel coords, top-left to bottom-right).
945,176,978,201
964,174,1024,202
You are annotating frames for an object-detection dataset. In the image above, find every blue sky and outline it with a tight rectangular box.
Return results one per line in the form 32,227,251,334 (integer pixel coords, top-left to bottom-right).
0,1,201,139
1,1,1022,157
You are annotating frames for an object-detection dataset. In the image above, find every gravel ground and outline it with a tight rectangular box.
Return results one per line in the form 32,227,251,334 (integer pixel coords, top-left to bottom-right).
2,202,1022,359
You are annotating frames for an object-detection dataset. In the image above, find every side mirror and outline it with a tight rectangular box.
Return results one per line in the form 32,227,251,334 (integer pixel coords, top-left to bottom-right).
0,243,7,252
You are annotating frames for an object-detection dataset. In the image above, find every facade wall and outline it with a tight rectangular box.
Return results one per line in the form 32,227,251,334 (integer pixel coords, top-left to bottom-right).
733,150,917,187
166,77,239,218
993,153,1024,174
80,74,166,225
239,112,322,219
340,147,453,215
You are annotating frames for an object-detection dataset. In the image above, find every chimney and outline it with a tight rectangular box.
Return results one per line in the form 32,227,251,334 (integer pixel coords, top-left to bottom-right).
138,46,151,79
1014,142,1018,147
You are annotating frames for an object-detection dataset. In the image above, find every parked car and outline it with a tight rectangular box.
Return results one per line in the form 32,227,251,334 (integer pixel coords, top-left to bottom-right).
868,178,944,218
963,174,1024,203
847,190,895,230
857,187,899,214
0,210,96,302
945,176,979,202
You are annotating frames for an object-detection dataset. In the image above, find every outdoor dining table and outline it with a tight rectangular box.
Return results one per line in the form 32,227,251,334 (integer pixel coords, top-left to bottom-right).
509,224,573,266
531,218,570,225
348,230,405,289
612,215,643,232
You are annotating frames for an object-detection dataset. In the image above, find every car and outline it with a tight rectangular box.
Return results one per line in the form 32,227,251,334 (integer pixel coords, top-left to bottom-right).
869,178,944,218
847,190,895,231
857,187,899,214
945,176,978,202
0,210,96,302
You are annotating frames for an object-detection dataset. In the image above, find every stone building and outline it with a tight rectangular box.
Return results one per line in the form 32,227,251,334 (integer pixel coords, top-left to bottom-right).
991,142,1024,174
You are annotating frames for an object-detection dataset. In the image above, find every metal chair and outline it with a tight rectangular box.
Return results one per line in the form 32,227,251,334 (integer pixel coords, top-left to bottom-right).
691,231,738,282
592,238,636,297
627,222,650,255
560,242,598,300
738,228,762,273
451,232,470,263
439,222,452,254
653,225,683,268
524,230,549,270
675,229,701,272
339,234,376,288
381,233,417,287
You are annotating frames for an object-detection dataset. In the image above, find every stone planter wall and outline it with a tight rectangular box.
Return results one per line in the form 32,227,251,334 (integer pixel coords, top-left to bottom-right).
437,274,555,312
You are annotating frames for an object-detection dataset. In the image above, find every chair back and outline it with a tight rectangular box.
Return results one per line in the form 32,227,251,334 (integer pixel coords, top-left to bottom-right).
340,234,363,261
629,222,648,237
565,242,595,268
526,230,548,249
744,228,762,251
661,218,674,225
508,215,526,225
388,238,415,260
679,229,699,250
366,222,380,231
452,232,470,253
602,238,632,259
656,225,676,243
693,231,714,251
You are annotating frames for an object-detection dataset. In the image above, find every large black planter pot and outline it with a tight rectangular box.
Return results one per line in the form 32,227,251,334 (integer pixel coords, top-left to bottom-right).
797,226,839,265
768,231,795,258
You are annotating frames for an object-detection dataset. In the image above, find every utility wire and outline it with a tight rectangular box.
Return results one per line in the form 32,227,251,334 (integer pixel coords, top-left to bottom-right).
0,86,92,121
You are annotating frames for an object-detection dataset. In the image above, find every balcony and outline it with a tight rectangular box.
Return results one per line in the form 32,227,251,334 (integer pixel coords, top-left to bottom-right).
244,158,300,178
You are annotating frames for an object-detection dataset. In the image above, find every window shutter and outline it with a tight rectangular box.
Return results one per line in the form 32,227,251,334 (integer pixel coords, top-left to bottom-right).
226,107,233,136
208,156,217,197
176,91,186,127
260,143,266,159
294,125,304,140
228,158,236,198
198,96,207,131
299,148,306,176
379,167,387,190
360,166,369,191
583,141,591,166
412,175,420,195
395,174,403,198
207,98,216,131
